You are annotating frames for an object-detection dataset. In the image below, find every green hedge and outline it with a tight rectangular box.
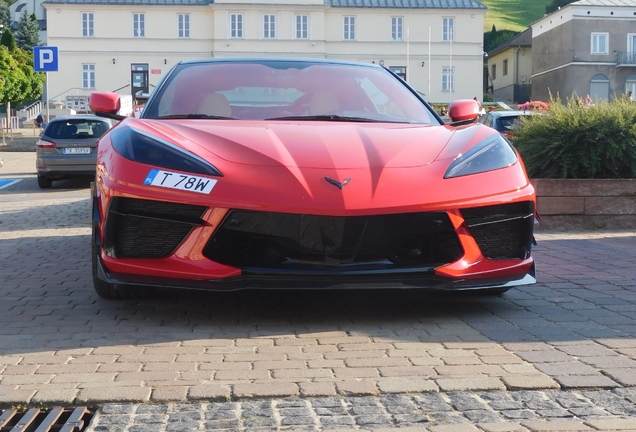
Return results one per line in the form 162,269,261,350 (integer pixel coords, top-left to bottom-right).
513,97,636,179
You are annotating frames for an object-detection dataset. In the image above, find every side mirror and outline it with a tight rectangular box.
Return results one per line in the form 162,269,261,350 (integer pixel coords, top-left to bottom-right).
448,99,480,123
89,92,125,120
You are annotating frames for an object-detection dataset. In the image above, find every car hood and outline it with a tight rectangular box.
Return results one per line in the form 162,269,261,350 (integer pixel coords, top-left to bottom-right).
143,120,458,169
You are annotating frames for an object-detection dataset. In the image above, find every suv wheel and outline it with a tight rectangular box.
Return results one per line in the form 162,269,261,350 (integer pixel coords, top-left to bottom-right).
37,175,52,189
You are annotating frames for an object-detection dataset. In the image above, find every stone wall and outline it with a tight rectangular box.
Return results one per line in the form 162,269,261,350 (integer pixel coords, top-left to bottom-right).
532,179,636,230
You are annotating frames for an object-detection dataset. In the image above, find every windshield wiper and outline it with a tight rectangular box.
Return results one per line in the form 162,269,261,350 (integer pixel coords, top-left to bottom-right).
156,114,236,120
265,115,393,123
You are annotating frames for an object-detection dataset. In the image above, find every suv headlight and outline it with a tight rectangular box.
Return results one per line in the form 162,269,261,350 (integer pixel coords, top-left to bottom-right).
444,135,517,179
110,127,222,176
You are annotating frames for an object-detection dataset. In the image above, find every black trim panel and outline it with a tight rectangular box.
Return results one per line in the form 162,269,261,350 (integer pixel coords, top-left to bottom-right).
96,256,536,293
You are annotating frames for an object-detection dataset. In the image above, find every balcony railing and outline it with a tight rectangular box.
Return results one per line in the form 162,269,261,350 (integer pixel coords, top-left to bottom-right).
617,52,636,66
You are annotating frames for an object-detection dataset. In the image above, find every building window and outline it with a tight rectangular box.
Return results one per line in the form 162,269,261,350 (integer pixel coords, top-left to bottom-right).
591,32,608,54
442,17,454,42
626,74,636,100
344,16,355,40
230,14,243,38
389,66,406,80
263,14,276,39
82,13,94,37
442,67,454,92
491,64,497,80
82,64,95,89
503,59,508,76
178,14,190,38
392,17,403,41
133,13,145,37
296,15,308,39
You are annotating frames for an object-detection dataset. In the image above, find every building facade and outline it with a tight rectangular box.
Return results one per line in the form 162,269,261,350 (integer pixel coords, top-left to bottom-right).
42,0,487,105
530,0,636,103
486,28,532,104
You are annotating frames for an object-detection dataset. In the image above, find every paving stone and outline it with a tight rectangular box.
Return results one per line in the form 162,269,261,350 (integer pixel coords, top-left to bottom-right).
555,375,619,389
77,386,151,403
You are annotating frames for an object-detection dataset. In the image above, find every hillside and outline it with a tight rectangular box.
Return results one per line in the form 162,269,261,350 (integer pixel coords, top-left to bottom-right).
479,0,552,32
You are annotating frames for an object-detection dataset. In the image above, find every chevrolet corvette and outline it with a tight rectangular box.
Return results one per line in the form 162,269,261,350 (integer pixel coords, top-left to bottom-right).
88,58,536,299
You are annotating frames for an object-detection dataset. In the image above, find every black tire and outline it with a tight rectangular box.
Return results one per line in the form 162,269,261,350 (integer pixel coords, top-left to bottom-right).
37,175,53,189
91,232,121,299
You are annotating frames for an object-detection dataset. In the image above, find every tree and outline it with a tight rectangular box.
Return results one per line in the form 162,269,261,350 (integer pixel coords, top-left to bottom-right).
0,43,45,142
14,10,40,52
546,0,576,14
1,27,16,50
0,1,10,31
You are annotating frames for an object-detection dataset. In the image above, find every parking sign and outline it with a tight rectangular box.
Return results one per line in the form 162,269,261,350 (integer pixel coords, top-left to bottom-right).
33,46,59,72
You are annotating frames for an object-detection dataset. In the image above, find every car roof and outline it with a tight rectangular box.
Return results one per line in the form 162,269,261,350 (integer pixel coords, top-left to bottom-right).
49,114,113,122
488,110,538,118
177,57,383,70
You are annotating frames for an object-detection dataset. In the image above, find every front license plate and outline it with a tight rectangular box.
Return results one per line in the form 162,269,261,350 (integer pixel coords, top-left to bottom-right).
143,169,217,194
62,147,91,155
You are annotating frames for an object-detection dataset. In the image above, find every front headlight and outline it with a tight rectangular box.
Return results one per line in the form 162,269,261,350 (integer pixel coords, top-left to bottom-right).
444,134,517,179
110,126,222,176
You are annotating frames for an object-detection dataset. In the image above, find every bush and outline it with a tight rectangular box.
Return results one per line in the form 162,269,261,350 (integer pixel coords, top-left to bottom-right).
483,94,494,102
517,100,550,112
513,96,636,178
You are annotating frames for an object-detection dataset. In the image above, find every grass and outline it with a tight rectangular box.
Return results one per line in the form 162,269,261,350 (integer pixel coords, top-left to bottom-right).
480,0,553,32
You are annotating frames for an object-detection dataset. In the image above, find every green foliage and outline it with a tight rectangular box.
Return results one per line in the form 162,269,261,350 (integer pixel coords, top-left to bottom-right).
480,0,552,32
0,44,45,104
483,94,494,102
1,27,15,50
545,0,576,14
0,0,9,30
513,96,636,179
14,10,39,52
484,29,519,53
0,45,22,103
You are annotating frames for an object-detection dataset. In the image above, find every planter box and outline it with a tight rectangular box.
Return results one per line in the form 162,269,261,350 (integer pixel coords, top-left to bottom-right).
532,179,636,230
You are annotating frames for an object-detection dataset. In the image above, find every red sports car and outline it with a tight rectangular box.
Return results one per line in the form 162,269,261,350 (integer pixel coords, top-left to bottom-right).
89,58,536,299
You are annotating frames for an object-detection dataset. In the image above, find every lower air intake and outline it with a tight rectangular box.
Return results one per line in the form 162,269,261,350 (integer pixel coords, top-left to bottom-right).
461,201,534,260
104,197,207,258
204,210,463,271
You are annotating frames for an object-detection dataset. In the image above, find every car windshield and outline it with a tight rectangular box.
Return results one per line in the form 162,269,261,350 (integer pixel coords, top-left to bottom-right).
142,60,438,124
497,116,521,131
45,119,111,139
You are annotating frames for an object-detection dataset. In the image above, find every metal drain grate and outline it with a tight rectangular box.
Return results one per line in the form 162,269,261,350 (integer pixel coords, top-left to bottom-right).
0,407,93,432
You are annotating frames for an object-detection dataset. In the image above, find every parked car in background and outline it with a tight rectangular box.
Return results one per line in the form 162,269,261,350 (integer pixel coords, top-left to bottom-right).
36,115,115,188
479,110,539,139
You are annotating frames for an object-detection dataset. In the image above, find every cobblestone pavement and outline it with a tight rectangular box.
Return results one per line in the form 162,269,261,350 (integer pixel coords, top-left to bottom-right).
1,152,636,431
89,390,636,432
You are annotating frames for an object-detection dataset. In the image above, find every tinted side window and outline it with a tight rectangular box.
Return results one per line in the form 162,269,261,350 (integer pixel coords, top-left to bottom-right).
45,120,110,139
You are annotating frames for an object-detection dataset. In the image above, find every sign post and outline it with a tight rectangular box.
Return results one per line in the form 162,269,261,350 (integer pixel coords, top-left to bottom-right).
33,46,59,123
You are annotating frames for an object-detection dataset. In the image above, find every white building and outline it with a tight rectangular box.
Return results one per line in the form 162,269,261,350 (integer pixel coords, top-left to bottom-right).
42,0,487,105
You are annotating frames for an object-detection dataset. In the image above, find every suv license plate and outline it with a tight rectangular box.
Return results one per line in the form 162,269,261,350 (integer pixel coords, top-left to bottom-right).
63,148,91,155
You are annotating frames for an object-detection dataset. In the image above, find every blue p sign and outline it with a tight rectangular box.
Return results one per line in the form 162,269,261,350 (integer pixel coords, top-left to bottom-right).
33,46,59,72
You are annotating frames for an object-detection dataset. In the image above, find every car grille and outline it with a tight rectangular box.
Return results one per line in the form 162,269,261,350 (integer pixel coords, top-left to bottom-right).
460,201,534,260
203,211,463,271
104,197,207,258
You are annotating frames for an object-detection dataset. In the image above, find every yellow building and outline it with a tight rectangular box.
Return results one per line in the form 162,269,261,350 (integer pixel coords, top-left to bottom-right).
43,0,487,104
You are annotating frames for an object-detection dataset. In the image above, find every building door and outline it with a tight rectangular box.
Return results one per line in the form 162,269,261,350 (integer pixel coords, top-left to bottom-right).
131,63,149,102
589,74,609,101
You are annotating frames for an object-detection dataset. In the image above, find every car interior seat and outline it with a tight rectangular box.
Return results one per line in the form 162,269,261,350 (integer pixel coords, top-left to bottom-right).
309,91,341,116
197,93,232,117
65,124,78,138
